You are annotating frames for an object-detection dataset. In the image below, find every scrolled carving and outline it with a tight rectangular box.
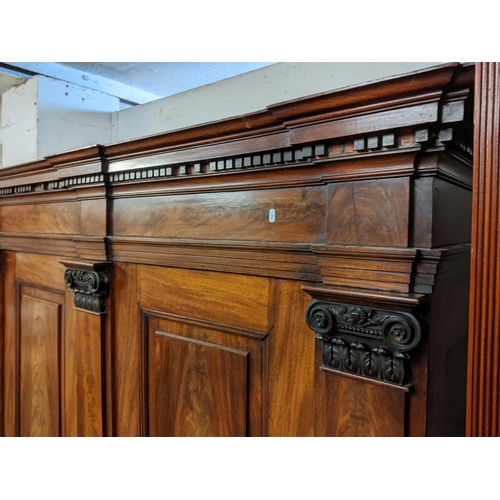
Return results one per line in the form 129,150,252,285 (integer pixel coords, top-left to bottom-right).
306,303,334,338
306,300,423,386
64,267,110,313
381,316,421,352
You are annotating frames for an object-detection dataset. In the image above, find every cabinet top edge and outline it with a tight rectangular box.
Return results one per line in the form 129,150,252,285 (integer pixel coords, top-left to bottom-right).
0,63,474,184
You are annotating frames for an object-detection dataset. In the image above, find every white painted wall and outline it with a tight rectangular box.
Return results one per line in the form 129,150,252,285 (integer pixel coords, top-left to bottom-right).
0,73,27,166
1,75,119,167
36,76,119,159
1,77,39,166
111,62,445,143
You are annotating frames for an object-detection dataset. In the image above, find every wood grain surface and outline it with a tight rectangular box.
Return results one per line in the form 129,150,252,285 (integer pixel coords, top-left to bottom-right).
267,280,315,436
143,314,265,436
64,301,104,436
15,253,67,292
467,62,500,436
80,199,107,236
149,330,249,437
289,102,438,145
112,264,142,436
2,252,17,436
20,294,62,436
322,369,407,437
327,177,410,247
0,202,80,234
139,265,270,333
112,187,326,243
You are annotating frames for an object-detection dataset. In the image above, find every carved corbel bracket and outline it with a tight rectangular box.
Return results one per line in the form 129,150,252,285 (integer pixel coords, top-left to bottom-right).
61,260,110,314
306,300,423,387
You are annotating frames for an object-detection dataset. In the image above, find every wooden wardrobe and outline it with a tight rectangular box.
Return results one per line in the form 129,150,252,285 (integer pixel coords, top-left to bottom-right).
0,62,474,437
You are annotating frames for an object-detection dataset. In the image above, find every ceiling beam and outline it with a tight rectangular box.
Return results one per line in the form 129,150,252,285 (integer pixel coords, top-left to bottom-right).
1,62,162,105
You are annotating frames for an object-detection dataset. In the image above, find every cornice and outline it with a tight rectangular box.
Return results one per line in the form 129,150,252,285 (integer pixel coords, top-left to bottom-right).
0,63,473,197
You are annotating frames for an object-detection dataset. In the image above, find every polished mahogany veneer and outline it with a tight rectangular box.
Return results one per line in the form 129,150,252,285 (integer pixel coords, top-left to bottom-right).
467,62,500,437
0,63,474,436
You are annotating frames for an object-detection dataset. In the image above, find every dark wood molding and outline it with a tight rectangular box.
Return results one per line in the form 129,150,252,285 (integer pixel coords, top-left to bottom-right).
140,307,269,341
0,64,473,200
268,63,457,121
104,111,284,158
302,283,427,308
467,62,500,436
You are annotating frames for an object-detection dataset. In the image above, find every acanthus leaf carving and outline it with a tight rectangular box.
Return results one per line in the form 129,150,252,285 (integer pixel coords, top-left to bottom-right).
64,267,110,314
306,300,423,387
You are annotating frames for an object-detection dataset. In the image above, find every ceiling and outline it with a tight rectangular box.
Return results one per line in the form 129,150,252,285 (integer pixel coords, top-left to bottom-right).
58,62,275,97
0,62,276,105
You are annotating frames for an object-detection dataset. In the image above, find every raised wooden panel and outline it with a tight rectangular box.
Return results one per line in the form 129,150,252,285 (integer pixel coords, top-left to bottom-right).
113,263,270,437
139,265,270,333
143,314,265,437
112,186,326,243
19,293,62,437
149,331,248,437
322,369,407,437
3,259,65,437
0,202,80,234
327,177,410,247
64,299,104,436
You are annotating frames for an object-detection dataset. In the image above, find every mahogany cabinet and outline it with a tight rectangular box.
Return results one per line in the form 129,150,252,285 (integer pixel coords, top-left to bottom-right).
0,62,474,436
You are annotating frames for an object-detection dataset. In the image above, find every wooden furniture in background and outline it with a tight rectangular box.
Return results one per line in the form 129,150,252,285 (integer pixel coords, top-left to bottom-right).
467,62,500,436
0,63,474,436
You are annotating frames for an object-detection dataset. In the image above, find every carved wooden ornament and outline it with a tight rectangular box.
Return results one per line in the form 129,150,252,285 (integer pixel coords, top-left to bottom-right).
64,268,110,313
306,300,422,386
